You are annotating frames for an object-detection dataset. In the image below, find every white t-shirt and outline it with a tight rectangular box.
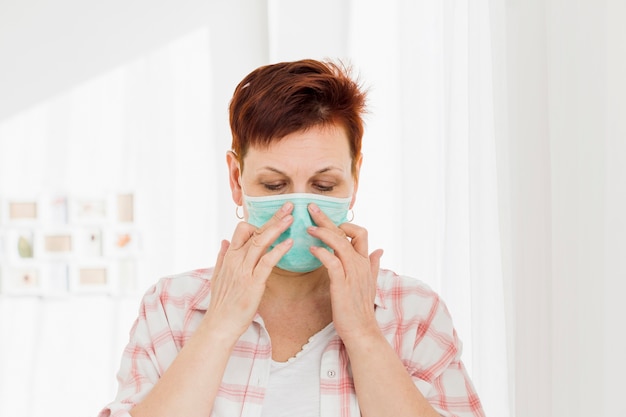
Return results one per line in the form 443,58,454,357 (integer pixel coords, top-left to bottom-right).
260,323,336,417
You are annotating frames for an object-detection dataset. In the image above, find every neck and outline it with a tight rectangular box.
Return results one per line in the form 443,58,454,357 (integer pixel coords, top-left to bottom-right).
263,266,330,302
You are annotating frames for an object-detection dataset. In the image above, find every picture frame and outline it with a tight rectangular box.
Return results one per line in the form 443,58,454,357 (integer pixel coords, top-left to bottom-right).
69,195,110,224
70,263,112,294
5,228,36,261
37,229,73,259
41,194,69,224
107,228,141,257
2,198,39,225
0,264,42,295
116,193,134,223
73,227,103,258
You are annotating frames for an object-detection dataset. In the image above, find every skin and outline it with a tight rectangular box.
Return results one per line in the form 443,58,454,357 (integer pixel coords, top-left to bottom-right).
130,123,439,417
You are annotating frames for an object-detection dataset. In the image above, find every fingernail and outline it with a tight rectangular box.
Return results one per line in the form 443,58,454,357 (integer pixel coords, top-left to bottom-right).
308,226,318,233
308,203,320,213
282,202,293,212
282,214,293,223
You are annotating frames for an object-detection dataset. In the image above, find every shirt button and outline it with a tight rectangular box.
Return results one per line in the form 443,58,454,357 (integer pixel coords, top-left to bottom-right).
327,370,336,378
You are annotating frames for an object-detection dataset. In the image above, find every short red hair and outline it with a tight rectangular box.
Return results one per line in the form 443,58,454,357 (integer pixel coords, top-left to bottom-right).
229,59,367,175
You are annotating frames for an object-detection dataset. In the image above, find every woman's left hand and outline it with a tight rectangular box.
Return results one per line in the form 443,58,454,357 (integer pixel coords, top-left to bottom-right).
307,202,384,344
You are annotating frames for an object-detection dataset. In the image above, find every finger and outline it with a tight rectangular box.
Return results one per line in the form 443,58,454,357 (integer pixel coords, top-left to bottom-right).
339,223,369,256
308,221,370,259
243,213,293,270
309,245,345,277
229,221,259,249
241,201,293,264
229,202,293,249
253,238,294,279
254,201,294,235
369,248,384,281
307,226,354,263
213,239,230,274
307,203,347,238
308,227,351,261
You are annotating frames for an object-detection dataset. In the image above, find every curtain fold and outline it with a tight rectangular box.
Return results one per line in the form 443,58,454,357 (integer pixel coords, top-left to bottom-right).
345,1,510,415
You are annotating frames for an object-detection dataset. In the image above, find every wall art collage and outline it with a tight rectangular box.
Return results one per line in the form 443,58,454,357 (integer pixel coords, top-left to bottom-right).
0,193,140,296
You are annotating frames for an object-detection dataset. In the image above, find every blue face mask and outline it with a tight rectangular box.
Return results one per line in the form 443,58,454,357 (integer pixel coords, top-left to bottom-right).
243,192,352,273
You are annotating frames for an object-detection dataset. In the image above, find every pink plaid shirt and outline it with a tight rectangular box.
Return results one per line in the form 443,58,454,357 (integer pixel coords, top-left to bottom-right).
99,268,484,417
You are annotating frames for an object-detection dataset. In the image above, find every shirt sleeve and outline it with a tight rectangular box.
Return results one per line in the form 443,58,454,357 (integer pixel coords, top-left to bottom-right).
98,279,177,417
408,293,486,417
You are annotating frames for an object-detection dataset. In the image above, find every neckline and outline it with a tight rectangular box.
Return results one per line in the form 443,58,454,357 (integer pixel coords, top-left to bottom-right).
271,322,335,366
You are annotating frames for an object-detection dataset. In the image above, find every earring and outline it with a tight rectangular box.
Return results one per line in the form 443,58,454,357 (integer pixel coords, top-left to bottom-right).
235,205,244,219
347,209,355,222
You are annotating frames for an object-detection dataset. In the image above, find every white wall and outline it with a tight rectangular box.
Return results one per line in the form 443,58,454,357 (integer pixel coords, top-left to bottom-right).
548,1,606,415
502,1,553,415
0,0,269,122
604,2,626,415
548,1,626,416
0,0,206,120
504,1,626,416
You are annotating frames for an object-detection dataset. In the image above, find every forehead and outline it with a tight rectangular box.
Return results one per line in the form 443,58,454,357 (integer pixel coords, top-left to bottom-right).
243,124,352,172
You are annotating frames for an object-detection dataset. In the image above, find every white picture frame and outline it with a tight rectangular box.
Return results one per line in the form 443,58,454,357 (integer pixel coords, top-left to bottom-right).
40,194,69,224
69,195,111,225
5,228,36,261
70,263,112,294
73,227,103,258
37,229,74,260
116,192,135,223
0,264,42,295
2,197,40,226
106,228,141,257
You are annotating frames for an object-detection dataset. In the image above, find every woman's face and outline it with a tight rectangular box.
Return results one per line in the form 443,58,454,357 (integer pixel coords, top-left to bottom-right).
228,123,361,213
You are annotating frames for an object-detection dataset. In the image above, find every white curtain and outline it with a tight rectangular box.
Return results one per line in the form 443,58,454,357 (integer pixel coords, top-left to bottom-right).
0,1,513,415
341,2,509,416
0,28,220,416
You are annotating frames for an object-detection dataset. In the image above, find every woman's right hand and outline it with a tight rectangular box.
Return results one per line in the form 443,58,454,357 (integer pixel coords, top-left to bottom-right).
128,204,293,417
202,201,294,341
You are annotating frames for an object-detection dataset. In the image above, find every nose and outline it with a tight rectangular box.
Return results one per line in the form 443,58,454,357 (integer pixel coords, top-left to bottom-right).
291,181,309,194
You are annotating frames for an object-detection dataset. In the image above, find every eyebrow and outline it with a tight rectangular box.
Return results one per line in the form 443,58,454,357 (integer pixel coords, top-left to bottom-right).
258,166,344,175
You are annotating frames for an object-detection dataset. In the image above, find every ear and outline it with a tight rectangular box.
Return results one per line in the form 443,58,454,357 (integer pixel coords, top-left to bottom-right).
226,151,243,206
350,152,363,209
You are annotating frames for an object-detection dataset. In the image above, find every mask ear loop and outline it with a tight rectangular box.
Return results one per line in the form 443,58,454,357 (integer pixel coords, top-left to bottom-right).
347,209,355,222
236,205,244,219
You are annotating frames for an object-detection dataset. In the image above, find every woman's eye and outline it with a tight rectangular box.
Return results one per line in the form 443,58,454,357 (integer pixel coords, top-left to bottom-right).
314,183,335,192
263,183,285,191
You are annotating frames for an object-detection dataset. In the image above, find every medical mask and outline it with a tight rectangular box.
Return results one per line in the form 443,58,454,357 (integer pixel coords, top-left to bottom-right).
243,193,352,273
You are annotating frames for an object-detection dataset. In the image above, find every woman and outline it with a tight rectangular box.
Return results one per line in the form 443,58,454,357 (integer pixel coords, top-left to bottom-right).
100,59,485,417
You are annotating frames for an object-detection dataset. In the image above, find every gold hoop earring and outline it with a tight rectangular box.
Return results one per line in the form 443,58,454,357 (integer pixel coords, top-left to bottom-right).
235,205,244,219
347,209,355,222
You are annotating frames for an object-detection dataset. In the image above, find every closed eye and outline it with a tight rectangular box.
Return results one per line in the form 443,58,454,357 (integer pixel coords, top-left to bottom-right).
313,183,335,192
262,182,286,191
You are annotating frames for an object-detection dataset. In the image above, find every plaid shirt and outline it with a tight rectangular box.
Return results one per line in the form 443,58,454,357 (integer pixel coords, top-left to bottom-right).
99,268,484,417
